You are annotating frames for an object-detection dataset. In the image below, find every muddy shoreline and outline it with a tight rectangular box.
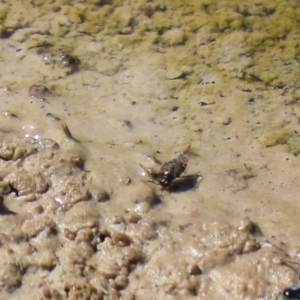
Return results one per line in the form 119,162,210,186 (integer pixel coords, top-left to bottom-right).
0,0,300,299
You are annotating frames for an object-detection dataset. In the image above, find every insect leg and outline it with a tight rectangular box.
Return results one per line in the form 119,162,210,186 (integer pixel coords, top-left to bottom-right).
181,143,191,155
139,164,152,176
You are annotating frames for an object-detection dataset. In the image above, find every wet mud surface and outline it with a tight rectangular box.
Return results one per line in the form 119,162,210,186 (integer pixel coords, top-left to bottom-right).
1,0,300,299
0,132,294,300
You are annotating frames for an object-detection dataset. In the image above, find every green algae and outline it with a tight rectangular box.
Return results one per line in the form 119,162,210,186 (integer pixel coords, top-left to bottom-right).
287,136,300,155
243,17,257,29
2,0,300,88
152,12,173,33
257,125,292,147
65,7,85,25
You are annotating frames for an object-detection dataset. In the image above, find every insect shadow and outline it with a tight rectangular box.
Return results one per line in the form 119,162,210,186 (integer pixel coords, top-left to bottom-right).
0,197,16,215
166,174,202,193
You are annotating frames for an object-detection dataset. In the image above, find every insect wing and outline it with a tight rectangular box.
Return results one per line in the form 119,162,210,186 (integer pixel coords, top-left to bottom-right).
161,154,188,178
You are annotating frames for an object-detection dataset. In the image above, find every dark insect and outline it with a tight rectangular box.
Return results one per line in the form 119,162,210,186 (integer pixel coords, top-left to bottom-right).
281,286,300,299
140,152,189,189
157,154,188,187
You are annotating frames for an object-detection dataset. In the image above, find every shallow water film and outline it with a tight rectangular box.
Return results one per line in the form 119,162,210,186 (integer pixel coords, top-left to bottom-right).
0,0,300,299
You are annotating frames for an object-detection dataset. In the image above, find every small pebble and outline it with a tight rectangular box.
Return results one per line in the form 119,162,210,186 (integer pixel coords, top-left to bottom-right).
29,85,49,100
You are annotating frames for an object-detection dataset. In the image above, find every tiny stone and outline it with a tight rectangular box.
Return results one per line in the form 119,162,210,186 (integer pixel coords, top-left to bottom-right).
122,120,132,128
32,205,44,214
188,265,202,276
2,111,17,118
119,177,132,185
29,85,49,100
199,102,208,106
92,190,110,202
64,228,76,240
75,228,93,243
222,117,232,125
42,286,52,298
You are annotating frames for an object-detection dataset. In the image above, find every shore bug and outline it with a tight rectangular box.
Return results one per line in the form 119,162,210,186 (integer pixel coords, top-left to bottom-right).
140,144,201,191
